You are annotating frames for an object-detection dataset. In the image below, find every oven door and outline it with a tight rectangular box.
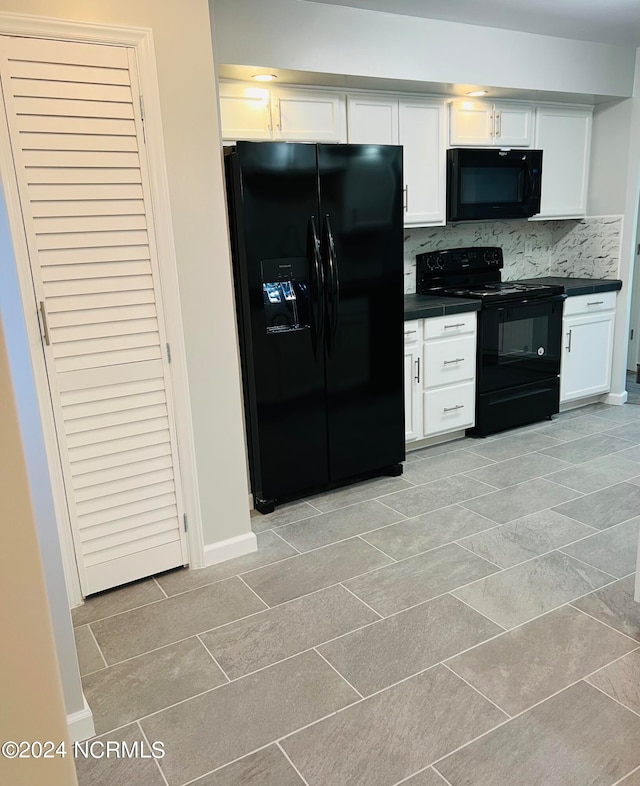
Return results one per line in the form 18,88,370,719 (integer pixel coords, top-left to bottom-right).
478,295,565,394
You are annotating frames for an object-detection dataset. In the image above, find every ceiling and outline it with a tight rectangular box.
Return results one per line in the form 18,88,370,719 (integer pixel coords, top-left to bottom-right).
308,0,640,47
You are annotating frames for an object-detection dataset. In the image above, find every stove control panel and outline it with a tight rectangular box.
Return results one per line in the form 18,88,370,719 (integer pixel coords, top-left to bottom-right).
417,246,503,273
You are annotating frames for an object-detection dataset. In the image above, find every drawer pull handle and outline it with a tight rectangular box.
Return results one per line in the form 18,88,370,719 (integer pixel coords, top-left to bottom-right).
443,404,464,413
443,358,465,365
587,301,604,306
414,357,420,383
404,330,417,335
444,323,465,329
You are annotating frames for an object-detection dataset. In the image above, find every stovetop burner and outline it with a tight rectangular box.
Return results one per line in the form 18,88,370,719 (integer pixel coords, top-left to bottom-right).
443,281,563,300
416,247,564,302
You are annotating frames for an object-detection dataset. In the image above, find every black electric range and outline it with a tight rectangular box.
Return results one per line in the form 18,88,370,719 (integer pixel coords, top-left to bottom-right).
416,247,566,436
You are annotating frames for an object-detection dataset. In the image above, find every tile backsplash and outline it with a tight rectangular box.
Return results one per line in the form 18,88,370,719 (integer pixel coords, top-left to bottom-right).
403,215,623,294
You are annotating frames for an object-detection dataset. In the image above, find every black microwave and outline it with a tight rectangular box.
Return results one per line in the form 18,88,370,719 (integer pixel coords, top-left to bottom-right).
447,148,542,222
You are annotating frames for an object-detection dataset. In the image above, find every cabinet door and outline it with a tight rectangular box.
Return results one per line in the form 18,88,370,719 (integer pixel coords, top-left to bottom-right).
347,95,398,144
273,88,347,142
450,100,533,146
219,83,273,141
560,312,615,402
399,99,446,225
493,102,533,147
404,343,422,441
535,107,591,219
449,100,494,145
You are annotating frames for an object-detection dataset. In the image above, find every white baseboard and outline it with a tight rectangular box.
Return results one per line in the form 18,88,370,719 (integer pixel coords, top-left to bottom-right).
67,695,94,743
607,391,629,406
203,531,257,567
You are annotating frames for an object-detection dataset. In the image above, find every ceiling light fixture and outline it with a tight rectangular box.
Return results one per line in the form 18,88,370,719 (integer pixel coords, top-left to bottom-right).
466,90,488,97
252,74,277,82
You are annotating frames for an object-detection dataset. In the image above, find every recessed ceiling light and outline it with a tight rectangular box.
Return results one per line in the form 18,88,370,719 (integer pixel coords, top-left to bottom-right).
466,90,488,97
252,74,277,82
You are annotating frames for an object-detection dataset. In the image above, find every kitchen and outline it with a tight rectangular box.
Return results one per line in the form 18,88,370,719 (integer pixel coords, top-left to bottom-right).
1,1,640,785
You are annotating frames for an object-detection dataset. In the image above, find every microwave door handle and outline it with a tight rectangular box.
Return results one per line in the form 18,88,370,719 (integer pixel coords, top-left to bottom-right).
526,158,541,202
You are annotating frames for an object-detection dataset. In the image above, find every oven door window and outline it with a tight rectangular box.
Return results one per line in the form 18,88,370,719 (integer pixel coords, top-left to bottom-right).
479,299,563,393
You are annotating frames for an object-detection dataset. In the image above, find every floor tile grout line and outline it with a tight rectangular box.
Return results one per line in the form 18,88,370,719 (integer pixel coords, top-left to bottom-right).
86,622,108,671
195,634,231,683
580,644,640,686
441,661,511,718
447,592,507,632
339,583,384,619
177,743,277,786
449,521,622,585
136,720,170,786
427,673,629,775
269,527,302,554
451,572,622,636
313,647,364,700
555,549,619,580
568,603,640,646
276,741,312,786
73,592,170,630
150,547,305,599
611,764,640,786
585,679,640,720
455,540,504,571
236,573,272,608
355,533,399,562
391,765,453,786
153,576,169,599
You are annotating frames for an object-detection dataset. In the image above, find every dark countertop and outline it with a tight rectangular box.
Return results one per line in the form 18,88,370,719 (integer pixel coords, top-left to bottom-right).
404,294,481,321
515,277,623,296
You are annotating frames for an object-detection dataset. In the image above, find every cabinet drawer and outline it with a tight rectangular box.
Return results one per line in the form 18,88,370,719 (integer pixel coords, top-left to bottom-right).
424,311,476,339
404,320,422,345
424,335,476,389
424,382,475,436
563,291,616,317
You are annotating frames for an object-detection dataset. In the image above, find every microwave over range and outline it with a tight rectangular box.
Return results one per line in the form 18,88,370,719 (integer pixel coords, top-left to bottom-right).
447,148,543,222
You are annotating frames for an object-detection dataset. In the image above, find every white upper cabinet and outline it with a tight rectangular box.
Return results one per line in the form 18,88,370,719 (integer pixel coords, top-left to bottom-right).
347,95,398,144
534,106,592,219
348,94,445,226
449,100,534,147
399,99,446,226
219,82,273,141
272,88,347,142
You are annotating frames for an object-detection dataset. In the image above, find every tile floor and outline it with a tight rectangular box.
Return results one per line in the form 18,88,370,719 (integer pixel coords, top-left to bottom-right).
73,401,640,786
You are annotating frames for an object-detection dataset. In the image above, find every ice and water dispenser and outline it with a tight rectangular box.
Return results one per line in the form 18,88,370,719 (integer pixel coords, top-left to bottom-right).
261,258,310,334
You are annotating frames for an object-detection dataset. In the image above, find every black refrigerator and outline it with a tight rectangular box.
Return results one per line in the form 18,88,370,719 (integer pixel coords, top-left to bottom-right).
224,142,404,513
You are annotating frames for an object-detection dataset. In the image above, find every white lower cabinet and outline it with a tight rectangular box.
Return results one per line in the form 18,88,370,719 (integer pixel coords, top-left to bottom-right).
424,382,475,436
560,293,616,403
405,312,477,444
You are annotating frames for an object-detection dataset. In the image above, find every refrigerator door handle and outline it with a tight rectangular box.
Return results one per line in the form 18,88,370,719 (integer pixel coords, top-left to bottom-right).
324,214,340,355
308,216,325,357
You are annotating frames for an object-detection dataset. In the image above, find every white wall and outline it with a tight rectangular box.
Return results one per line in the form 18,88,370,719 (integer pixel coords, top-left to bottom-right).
588,100,634,217
212,0,636,99
0,185,85,721
0,0,251,549
609,52,640,396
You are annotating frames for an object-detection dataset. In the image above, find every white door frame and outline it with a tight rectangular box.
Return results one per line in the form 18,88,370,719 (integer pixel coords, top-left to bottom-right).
0,12,205,607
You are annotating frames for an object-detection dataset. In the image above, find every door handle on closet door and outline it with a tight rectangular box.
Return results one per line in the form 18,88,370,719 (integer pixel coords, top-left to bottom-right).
39,301,50,346
414,357,420,383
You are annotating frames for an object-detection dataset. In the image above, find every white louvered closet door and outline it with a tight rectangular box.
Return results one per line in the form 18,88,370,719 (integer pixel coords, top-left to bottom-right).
0,35,188,594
